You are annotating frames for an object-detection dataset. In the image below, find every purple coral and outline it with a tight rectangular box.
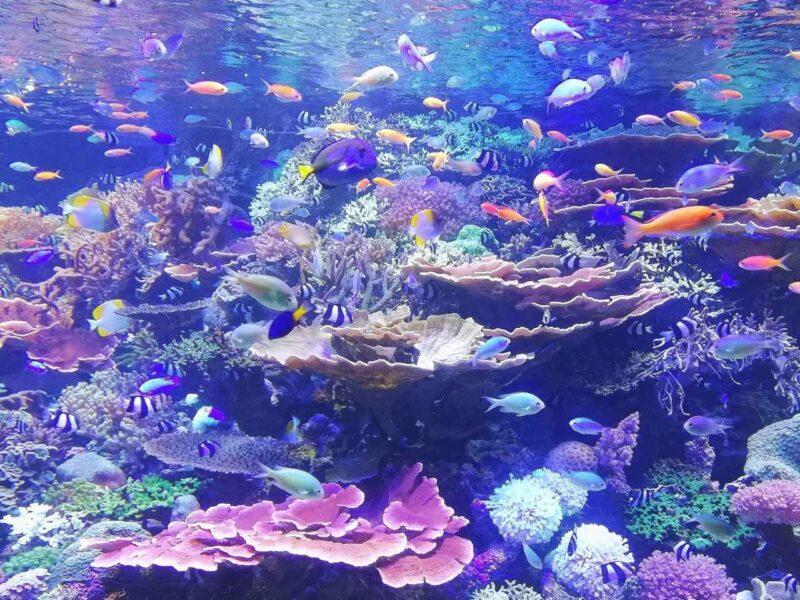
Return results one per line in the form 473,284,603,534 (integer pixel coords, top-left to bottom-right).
731,479,800,525
594,412,639,495
544,178,595,211
545,441,598,473
378,178,487,236
685,437,715,479
252,222,302,263
636,550,735,600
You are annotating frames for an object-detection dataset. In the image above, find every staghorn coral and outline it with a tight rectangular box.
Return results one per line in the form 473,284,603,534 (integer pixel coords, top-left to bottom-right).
635,550,735,600
0,503,85,551
0,207,60,253
471,581,544,600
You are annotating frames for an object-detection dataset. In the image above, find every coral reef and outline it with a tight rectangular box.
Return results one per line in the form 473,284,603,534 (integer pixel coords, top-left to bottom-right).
635,550,736,600
594,412,639,495
731,479,800,525
744,414,800,480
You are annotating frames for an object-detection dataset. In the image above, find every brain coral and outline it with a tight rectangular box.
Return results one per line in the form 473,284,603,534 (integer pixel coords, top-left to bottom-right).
731,479,800,525
545,441,598,473
486,476,562,545
744,414,800,481
550,523,633,600
635,550,735,600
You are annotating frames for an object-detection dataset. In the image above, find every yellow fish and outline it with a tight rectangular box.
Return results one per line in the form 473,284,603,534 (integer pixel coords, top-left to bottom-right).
667,110,702,128
277,222,315,251
377,128,416,152
596,189,616,203
372,177,396,188
538,191,550,227
786,49,800,60
595,163,624,177
2,94,32,113
427,151,449,171
522,118,543,140
326,123,358,134
339,91,364,103
409,209,442,247
33,170,62,181
423,97,449,110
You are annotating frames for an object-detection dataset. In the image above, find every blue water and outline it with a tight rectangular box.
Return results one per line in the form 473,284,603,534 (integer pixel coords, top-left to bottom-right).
0,0,799,598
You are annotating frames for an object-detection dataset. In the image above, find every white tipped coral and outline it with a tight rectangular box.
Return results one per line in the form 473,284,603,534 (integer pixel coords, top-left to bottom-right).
529,468,588,516
470,580,544,600
487,476,563,544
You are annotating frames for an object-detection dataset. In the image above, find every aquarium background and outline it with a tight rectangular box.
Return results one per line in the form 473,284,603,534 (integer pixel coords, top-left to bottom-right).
0,0,799,598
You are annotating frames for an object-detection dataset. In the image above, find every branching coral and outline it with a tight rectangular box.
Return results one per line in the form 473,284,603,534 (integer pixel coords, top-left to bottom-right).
0,423,65,513
0,207,60,253
1,503,85,551
471,581,544,600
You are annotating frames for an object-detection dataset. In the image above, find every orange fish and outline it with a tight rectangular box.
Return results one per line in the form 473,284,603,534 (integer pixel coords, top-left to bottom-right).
356,178,371,193
496,206,530,224
372,177,396,188
481,202,500,216
547,130,570,144
143,167,165,182
671,81,697,92
538,192,550,227
204,206,223,215
184,80,228,95
423,97,449,110
108,102,129,111
713,89,742,101
786,50,800,60
69,124,94,133
110,112,133,119
137,126,157,138
789,282,800,294
596,189,616,203
262,81,302,102
739,254,791,271
709,73,733,82
761,129,794,141
621,205,723,247
116,124,142,133
104,148,133,158
666,110,702,128
16,239,39,249
128,111,149,119
33,170,62,181
2,94,32,112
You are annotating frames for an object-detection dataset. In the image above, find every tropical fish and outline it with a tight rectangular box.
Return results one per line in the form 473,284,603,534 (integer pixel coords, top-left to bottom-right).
377,129,416,152
230,322,268,350
63,195,115,232
397,34,438,72
476,150,501,172
339,91,363,103
636,114,665,126
9,162,37,172
2,94,33,113
184,80,228,95
34,170,62,181
224,269,297,311
676,159,744,194
139,376,181,395
484,392,545,417
349,66,399,89
712,334,781,360
88,299,132,336
203,144,223,178
566,471,607,491
601,562,635,586
522,544,543,570
126,394,167,418
277,222,315,250
686,513,736,542
197,440,220,458
569,418,605,435
547,79,593,110
6,120,33,135
531,18,583,42
621,206,723,247
783,575,798,594
268,305,311,340
184,114,207,124
683,415,731,436
157,420,175,434
534,170,571,191
739,253,791,271
567,529,578,555
674,541,695,562
284,416,303,443
257,465,324,499
423,97,449,110
49,409,79,432
262,81,302,102
471,336,511,366
595,163,624,177
666,110,702,127
25,249,54,265
298,138,377,187
671,80,697,92
321,303,353,327
609,52,631,85
629,485,668,508
409,209,442,246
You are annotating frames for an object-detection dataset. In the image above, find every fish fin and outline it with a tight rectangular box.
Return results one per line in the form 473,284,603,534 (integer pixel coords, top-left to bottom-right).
260,79,272,95
414,235,425,247
253,463,275,479
87,318,100,331
556,170,573,188
298,163,315,182
728,156,746,173
66,214,79,228
182,79,192,93
292,304,311,322
483,397,499,412
96,327,111,337
621,215,644,247
347,77,361,90
421,51,438,71
779,253,793,270
406,137,416,153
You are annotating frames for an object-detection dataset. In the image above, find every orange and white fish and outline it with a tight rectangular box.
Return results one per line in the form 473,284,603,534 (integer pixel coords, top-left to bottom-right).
496,206,530,224
522,118,543,140
547,130,570,144
116,124,142,133
481,202,500,216
761,129,794,141
108,102,129,111
356,178,372,193
339,91,363,103
636,114,665,126
326,123,357,134
713,89,742,101
373,177,396,188
110,112,133,119
788,282,800,294
621,205,723,247
104,148,133,158
262,81,302,102
137,126,157,138
69,124,94,133
786,49,800,60
709,73,733,82
538,192,550,227
423,97,449,110
377,129,415,152
671,81,697,92
533,169,571,191
667,110,702,128
739,254,791,271
142,167,165,182
33,170,62,181
595,163,623,177
2,94,32,113
184,80,228,95
128,111,149,119
204,206,223,215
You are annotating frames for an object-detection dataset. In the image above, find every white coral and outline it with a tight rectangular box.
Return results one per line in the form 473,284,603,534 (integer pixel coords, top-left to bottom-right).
487,477,563,544
471,581,544,600
550,523,633,600
1,503,85,550
528,468,588,516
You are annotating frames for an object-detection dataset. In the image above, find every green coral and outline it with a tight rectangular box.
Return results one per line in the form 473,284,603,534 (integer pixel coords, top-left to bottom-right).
626,460,756,550
44,475,201,521
1,546,60,576
448,225,495,257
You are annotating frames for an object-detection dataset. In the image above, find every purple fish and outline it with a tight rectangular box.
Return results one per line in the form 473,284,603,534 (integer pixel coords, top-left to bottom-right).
161,164,173,191
299,138,377,188
208,407,226,421
150,132,176,145
697,119,728,136
260,158,279,168
141,36,167,60
676,158,745,194
228,218,255,234
592,203,625,226
720,271,740,288
421,175,439,190
25,248,54,265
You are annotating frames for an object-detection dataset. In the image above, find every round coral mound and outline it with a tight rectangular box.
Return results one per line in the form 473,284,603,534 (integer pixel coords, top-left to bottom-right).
545,441,598,473
486,478,562,545
731,479,800,525
636,550,735,600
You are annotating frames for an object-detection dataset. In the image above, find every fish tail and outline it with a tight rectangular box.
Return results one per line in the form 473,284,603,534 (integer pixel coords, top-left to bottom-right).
621,215,644,247
728,155,746,173
779,252,793,271
483,397,499,412
441,99,448,111
347,77,360,90
260,79,272,95
22,102,32,113
556,170,572,189
182,79,193,93
55,171,62,179
298,163,315,182
87,318,99,331
406,137,416,153
253,463,275,480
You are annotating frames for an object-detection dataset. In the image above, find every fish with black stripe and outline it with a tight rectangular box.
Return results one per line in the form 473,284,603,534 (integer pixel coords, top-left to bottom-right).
49,409,79,432
516,155,534,168
443,108,457,122
560,253,601,271
480,230,498,252
197,439,220,458
297,111,314,127
629,485,669,507
95,0,123,6
126,393,168,418
468,121,483,134
654,315,697,348
785,150,799,163
151,360,184,378
784,574,798,594
626,319,653,337
296,282,315,303
159,285,186,301
688,292,711,308
476,150,501,172
464,101,480,114
156,420,175,434
321,303,353,327
715,321,732,338
600,562,635,586
567,528,578,556
14,419,28,434
673,540,695,562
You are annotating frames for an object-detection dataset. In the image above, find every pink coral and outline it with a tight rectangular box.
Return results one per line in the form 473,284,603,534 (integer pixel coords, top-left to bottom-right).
252,222,303,263
594,412,639,495
731,479,800,525
89,463,472,588
26,326,117,373
378,178,487,236
636,550,735,600
545,441,598,473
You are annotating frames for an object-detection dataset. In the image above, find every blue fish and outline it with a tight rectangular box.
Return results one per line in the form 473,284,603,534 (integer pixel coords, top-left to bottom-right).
150,132,176,145
139,376,181,394
25,249,54,265
224,82,246,94
298,138,377,188
228,218,255,234
421,175,440,190
260,158,279,169
471,336,511,367
184,114,207,124
592,203,625,226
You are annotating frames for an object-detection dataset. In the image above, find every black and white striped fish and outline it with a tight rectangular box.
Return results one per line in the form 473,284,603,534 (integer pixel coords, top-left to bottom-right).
198,440,220,458
516,155,535,168
476,150,501,172
480,230,498,251
468,121,483,134
14,419,28,434
49,409,79,432
102,131,120,145
567,529,578,556
151,360,184,378
443,108,458,122
156,420,175,434
673,540,695,562
159,286,185,301
785,151,799,163
626,319,653,337
783,574,798,594
97,173,119,190
688,292,710,308
629,485,665,507
715,321,732,338
600,562,635,586
655,315,697,347
464,101,480,114
297,283,315,303
297,111,313,127
126,394,166,418
0,182,15,193
321,303,353,327
560,253,600,271
95,0,123,6
195,143,209,154
418,280,441,302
